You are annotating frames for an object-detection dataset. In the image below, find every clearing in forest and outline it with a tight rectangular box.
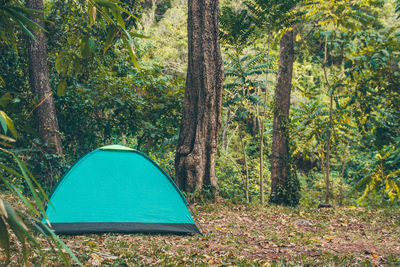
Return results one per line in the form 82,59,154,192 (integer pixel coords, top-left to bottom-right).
2,194,399,266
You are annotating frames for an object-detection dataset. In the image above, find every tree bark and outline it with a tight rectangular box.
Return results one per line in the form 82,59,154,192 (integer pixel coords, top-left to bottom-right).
269,30,299,206
257,87,264,204
323,34,332,205
26,0,63,160
175,0,223,194
239,126,250,202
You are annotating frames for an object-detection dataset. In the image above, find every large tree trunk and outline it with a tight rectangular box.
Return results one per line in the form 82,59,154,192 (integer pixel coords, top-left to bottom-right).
175,0,223,194
269,30,299,206
26,0,63,161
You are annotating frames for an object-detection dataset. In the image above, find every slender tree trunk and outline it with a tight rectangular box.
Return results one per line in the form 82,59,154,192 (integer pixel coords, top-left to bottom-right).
325,93,333,204
323,34,332,205
269,30,299,206
338,145,348,206
26,0,63,162
222,109,231,150
175,0,223,194
239,127,250,202
380,159,385,207
226,124,238,152
257,87,264,204
257,31,272,205
222,108,237,151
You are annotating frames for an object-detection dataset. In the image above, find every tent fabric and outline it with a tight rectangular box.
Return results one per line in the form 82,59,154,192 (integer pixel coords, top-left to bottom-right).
43,145,200,235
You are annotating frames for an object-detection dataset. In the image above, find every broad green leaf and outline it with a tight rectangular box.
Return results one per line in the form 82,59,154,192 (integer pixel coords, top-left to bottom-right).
111,8,125,29
55,52,68,74
88,38,96,51
9,14,36,41
103,24,118,54
0,93,13,108
57,78,67,97
122,29,139,69
0,113,7,134
55,52,80,76
81,37,96,58
0,110,17,138
80,37,90,58
5,7,46,34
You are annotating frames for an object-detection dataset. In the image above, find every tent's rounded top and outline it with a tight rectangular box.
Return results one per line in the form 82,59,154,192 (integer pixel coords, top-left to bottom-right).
99,145,135,151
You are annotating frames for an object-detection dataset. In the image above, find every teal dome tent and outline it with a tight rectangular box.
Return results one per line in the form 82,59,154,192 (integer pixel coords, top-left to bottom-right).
43,145,200,235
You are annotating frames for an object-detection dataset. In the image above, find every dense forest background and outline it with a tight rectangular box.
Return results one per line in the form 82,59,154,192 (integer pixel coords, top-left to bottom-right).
1,0,400,264
3,0,398,205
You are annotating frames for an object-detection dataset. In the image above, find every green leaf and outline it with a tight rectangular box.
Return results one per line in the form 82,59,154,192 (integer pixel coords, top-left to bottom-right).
57,78,67,97
0,111,17,138
41,223,83,266
80,37,96,58
55,52,69,74
103,24,118,54
130,32,150,39
380,49,389,57
15,154,53,208
88,1,96,24
5,7,46,34
95,0,116,9
55,52,80,76
0,175,40,217
11,155,49,224
0,113,7,134
88,38,96,51
122,29,139,69
0,216,10,264
0,93,13,108
2,200,28,264
114,3,138,20
111,8,125,30
2,199,46,262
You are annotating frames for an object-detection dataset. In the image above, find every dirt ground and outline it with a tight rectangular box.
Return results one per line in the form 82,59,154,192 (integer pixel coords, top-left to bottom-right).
1,193,400,266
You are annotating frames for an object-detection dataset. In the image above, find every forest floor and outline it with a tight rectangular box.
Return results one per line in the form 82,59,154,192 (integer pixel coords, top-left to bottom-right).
1,193,400,266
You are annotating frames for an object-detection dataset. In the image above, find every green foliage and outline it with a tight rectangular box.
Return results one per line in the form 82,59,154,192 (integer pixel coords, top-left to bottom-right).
396,0,400,18
86,0,143,69
139,0,187,76
49,0,147,98
55,64,184,158
350,144,400,206
220,6,255,48
302,0,383,31
269,172,301,207
0,110,17,139
245,0,301,31
0,0,45,52
223,53,271,115
0,0,400,252
0,118,81,265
